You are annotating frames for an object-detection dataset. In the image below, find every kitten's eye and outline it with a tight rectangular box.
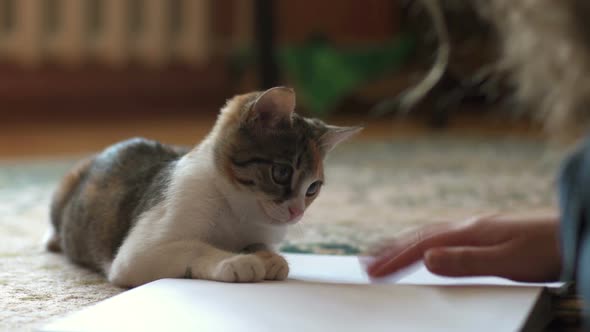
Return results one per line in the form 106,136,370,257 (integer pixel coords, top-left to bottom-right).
271,163,293,185
306,181,322,197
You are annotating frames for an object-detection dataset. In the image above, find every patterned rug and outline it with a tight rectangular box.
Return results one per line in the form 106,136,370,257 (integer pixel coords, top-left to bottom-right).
0,136,564,331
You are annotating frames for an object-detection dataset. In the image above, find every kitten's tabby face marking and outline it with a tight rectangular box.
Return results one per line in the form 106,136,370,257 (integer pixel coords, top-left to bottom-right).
230,132,324,224
215,87,361,225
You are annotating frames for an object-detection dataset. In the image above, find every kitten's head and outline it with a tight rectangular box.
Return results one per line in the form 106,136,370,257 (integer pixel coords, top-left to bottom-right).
213,87,361,225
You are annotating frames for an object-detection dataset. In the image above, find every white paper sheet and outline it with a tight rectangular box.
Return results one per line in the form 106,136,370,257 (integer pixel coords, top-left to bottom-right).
40,253,556,332
285,253,564,288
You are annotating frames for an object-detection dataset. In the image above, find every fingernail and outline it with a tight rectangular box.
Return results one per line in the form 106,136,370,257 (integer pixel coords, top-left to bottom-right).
366,262,378,274
366,262,386,277
424,250,442,271
369,266,385,278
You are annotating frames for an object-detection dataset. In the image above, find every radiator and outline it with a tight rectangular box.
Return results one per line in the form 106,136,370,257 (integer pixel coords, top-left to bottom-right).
0,0,211,68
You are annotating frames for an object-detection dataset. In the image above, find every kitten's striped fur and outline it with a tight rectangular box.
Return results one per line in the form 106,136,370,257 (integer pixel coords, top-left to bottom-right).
46,87,361,287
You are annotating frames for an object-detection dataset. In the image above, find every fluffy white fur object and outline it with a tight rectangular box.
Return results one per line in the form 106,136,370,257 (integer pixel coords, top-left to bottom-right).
481,0,590,136
415,0,590,137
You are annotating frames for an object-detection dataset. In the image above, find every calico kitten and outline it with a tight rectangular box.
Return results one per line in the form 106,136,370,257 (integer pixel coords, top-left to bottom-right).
45,87,361,287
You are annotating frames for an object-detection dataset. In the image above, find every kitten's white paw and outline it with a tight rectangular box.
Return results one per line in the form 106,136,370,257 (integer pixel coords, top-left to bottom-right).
256,251,289,280
213,254,265,283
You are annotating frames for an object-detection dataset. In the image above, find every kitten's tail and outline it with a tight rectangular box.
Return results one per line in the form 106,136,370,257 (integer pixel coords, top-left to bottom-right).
46,156,95,252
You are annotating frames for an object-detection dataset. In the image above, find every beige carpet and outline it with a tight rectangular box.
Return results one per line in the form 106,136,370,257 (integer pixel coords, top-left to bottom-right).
0,136,563,331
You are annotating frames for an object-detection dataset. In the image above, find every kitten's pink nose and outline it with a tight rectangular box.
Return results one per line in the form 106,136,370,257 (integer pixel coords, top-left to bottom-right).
288,206,303,220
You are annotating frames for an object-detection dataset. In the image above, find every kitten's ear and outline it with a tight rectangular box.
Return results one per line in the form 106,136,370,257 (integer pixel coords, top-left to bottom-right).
247,87,296,128
320,126,363,154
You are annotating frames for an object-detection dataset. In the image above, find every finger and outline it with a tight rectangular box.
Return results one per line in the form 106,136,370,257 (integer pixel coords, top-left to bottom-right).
366,220,460,256
368,214,499,258
367,214,500,278
367,221,480,278
424,244,511,278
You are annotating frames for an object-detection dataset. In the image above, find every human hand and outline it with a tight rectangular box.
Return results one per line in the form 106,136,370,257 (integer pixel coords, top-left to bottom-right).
366,215,562,282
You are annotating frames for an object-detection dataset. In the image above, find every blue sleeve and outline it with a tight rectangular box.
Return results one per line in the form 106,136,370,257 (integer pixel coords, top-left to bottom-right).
558,138,590,320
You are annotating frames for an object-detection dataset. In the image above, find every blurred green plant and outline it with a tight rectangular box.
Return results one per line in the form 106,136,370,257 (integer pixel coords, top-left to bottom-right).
230,34,416,116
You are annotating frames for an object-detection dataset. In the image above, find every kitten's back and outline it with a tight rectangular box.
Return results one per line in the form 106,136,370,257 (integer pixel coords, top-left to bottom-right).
47,156,95,252
49,138,188,272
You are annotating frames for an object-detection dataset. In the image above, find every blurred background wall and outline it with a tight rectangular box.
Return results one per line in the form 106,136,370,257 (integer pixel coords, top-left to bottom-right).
0,0,420,122
0,0,506,141
0,0,218,121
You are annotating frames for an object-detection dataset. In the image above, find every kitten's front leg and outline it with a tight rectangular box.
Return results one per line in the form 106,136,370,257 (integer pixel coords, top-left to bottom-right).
243,244,289,281
210,253,266,283
109,240,267,287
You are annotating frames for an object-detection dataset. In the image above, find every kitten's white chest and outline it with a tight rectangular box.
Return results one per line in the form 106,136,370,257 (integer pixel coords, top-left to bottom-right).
206,204,287,251
165,153,287,251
